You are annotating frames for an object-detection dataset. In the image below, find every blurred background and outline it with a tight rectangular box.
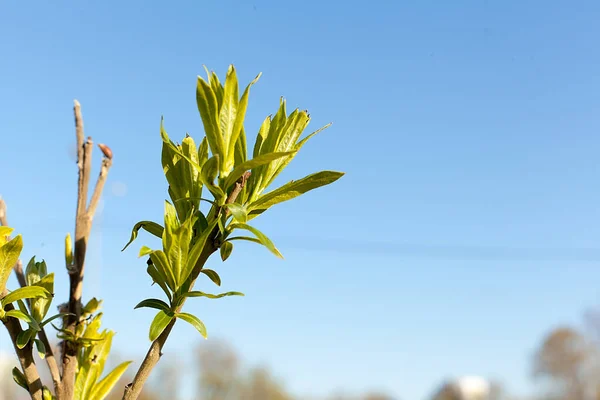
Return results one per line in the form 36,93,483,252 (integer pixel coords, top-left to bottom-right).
1,1,599,399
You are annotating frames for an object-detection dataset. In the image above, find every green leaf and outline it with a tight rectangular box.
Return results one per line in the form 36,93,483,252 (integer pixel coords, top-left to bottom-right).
134,298,171,313
229,223,283,258
122,221,164,251
4,309,32,323
31,273,54,322
198,136,209,169
83,297,102,316
1,286,50,307
184,218,219,283
200,156,226,201
225,203,248,223
16,328,34,349
148,250,177,293
220,241,233,261
0,226,14,242
162,201,193,288
226,71,261,172
34,339,46,359
249,171,344,213
223,151,296,191
42,387,54,400
149,310,174,341
146,262,172,301
184,291,244,299
196,76,225,168
0,234,23,293
220,65,240,171
266,123,332,189
12,367,29,392
139,246,153,257
175,312,207,339
41,313,72,328
227,236,261,245
200,269,221,286
89,361,133,400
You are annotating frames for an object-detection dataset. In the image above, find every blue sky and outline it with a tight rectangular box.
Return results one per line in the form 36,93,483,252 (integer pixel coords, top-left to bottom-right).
1,0,600,398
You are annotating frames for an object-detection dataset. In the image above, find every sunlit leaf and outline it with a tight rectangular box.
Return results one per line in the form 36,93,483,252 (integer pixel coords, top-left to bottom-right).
184,291,244,299
175,312,207,339
220,241,233,261
249,171,344,213
0,234,23,293
229,223,283,258
1,286,50,307
200,269,221,286
4,309,32,323
134,298,171,313
220,65,240,172
184,219,219,284
196,77,225,168
12,367,28,392
16,328,34,349
225,203,248,223
149,310,174,341
34,339,46,359
223,151,295,191
122,221,164,251
89,361,133,400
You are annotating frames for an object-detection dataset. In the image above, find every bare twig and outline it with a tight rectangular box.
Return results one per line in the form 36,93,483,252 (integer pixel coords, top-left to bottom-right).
1,298,44,400
60,100,113,399
122,172,251,400
0,202,61,394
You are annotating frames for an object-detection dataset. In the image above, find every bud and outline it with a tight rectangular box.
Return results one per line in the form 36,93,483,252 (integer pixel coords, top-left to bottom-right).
65,233,73,266
97,143,113,160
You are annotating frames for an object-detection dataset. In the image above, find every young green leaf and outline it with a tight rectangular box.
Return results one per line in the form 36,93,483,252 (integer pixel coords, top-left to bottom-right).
184,219,219,284
41,313,72,328
220,65,240,170
0,227,14,243
200,156,226,201
16,328,34,349
224,203,248,223
34,339,46,359
146,262,172,302
1,286,50,307
148,250,177,293
122,221,164,251
149,310,174,341
248,171,344,213
200,269,221,286
229,223,283,258
4,309,32,323
31,273,54,322
226,71,261,171
220,241,233,261
175,312,207,339
89,361,133,400
134,298,171,313
184,291,244,299
223,151,296,191
12,367,29,392
196,77,225,168
0,234,23,294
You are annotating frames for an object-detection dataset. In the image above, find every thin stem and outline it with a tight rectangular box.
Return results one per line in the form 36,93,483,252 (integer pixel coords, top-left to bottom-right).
122,172,251,400
1,296,44,400
60,100,112,399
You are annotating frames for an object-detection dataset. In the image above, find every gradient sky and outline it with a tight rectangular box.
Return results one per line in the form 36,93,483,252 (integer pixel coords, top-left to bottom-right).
1,1,600,399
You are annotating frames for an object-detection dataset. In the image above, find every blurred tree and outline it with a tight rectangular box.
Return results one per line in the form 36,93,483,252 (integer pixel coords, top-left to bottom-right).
196,339,241,400
238,366,293,400
532,326,599,400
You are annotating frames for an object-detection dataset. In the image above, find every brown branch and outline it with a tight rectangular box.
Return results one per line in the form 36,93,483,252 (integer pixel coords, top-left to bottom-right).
60,100,113,399
122,172,251,400
0,201,62,394
1,296,44,400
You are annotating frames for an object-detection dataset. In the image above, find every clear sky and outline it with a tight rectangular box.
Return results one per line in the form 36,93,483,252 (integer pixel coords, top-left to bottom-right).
1,1,600,399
